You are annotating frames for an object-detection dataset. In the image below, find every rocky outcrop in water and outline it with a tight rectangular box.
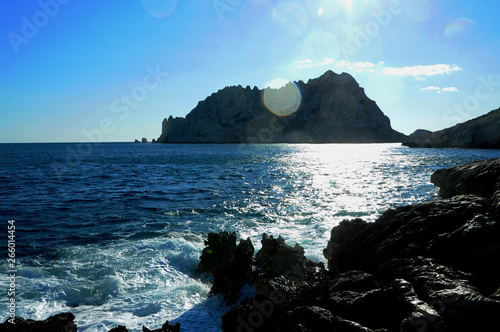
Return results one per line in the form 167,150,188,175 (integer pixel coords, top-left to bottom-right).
403,107,500,148
142,321,181,332
199,231,254,303
0,313,77,332
157,70,407,143
430,158,500,198
204,158,500,331
0,316,181,332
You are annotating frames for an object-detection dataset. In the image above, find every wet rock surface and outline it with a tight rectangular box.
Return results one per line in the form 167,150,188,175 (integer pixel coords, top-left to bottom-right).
198,231,254,303
430,158,500,198
142,321,181,332
0,313,77,332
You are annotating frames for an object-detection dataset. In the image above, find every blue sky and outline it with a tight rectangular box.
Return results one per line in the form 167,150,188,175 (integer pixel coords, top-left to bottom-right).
1,0,499,142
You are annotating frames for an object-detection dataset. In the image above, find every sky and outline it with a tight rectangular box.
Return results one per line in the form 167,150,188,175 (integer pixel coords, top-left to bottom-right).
1,0,500,142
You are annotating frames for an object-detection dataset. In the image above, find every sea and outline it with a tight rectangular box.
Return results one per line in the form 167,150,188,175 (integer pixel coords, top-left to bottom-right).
0,143,499,331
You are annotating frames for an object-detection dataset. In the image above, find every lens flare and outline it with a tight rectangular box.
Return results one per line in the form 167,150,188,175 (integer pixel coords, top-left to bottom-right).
305,0,342,18
142,0,178,18
445,18,476,38
263,79,302,117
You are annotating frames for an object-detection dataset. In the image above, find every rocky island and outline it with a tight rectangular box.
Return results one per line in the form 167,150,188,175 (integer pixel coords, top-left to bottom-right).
403,107,500,149
156,71,407,144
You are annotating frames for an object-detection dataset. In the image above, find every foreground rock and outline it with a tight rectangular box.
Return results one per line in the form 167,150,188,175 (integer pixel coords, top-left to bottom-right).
430,158,500,198
199,231,254,303
403,107,500,148
0,313,77,332
208,158,500,331
142,321,180,332
0,317,180,332
157,70,407,143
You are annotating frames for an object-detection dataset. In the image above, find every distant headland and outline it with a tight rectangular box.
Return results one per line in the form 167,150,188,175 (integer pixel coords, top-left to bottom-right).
403,107,500,149
155,70,407,144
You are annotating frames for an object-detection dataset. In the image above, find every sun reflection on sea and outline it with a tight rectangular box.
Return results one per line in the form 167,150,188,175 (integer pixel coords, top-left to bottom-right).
235,143,429,262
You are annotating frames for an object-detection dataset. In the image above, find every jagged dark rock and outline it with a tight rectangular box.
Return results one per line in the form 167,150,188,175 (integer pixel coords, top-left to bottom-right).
431,158,500,198
141,137,148,143
324,194,493,273
382,257,500,331
403,107,500,148
134,139,141,143
0,313,77,332
108,326,128,332
493,190,500,217
216,159,500,332
254,234,324,282
277,306,379,332
157,70,407,143
393,278,445,331
142,321,180,332
198,231,254,303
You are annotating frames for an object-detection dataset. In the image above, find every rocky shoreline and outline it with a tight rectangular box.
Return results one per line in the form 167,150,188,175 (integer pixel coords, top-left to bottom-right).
2,159,499,331
202,158,500,332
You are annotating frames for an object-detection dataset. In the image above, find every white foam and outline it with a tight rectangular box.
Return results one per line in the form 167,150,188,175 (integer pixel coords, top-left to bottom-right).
0,232,224,331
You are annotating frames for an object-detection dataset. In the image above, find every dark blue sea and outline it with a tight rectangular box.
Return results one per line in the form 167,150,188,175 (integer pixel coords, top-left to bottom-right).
1,143,499,330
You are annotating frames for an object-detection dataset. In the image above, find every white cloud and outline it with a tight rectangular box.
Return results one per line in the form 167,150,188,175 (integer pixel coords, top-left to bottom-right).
297,58,335,68
420,86,459,94
297,61,463,85
334,60,376,70
421,86,441,91
383,64,462,77
297,59,378,71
